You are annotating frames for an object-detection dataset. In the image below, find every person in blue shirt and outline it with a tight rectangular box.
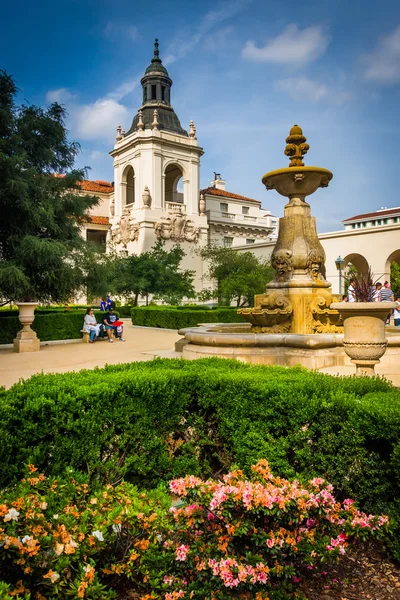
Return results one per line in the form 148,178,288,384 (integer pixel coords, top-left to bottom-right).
100,299,107,311
106,297,112,310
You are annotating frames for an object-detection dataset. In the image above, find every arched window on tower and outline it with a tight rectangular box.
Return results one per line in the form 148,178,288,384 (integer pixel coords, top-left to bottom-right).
165,164,184,205
122,166,135,207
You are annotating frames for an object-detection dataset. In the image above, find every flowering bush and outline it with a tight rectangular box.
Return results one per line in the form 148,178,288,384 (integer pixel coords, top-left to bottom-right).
0,462,389,599
161,460,389,599
0,465,171,599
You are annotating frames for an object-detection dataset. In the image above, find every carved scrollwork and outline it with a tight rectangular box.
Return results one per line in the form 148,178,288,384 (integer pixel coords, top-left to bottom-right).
154,207,200,243
111,207,139,245
309,293,343,334
238,290,293,333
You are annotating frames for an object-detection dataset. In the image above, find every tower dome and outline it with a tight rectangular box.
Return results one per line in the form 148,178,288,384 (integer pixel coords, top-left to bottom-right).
127,39,188,136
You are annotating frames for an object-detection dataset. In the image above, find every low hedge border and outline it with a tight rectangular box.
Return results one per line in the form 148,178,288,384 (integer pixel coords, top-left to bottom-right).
0,308,134,344
130,307,245,328
1,358,400,555
0,311,104,344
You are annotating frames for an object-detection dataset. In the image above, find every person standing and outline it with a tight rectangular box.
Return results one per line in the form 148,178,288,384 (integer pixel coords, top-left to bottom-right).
373,282,383,301
394,298,400,327
379,283,394,324
347,278,356,302
100,298,107,311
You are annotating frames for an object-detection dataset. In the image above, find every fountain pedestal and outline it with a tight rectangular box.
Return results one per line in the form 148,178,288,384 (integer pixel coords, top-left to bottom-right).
239,126,341,335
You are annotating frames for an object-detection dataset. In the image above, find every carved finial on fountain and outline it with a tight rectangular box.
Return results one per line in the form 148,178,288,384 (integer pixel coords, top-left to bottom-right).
284,125,310,168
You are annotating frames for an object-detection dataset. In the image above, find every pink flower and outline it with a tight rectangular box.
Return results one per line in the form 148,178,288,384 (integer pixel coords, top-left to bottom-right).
266,538,274,548
176,545,190,561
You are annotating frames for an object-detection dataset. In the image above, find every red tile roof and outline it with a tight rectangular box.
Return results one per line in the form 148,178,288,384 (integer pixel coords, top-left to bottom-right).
343,207,400,222
200,187,260,204
88,216,110,225
79,180,114,194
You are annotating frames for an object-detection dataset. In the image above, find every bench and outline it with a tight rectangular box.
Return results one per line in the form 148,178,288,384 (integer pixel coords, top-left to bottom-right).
81,329,116,343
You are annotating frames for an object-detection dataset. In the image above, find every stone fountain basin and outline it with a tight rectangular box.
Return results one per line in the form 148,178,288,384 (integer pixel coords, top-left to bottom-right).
178,322,400,370
262,166,332,197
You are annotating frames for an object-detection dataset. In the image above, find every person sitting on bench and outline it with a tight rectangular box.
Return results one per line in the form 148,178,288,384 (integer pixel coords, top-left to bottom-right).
83,308,100,343
103,308,125,343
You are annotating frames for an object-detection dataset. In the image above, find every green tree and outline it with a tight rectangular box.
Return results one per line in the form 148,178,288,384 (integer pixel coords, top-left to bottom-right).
391,261,400,298
0,71,99,304
199,246,274,307
114,241,195,305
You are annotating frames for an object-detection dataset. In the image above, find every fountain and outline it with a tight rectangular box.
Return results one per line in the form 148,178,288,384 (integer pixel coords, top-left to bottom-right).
180,126,400,370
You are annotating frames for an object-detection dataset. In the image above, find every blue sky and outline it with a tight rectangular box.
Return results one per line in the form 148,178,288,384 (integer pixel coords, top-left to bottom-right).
2,0,400,232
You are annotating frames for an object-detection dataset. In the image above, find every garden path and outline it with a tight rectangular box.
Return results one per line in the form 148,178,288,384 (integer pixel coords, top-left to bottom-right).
0,322,181,389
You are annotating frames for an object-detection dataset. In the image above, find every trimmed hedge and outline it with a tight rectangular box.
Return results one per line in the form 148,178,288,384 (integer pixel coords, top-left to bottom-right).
2,358,400,557
0,311,103,344
130,307,245,328
0,308,135,344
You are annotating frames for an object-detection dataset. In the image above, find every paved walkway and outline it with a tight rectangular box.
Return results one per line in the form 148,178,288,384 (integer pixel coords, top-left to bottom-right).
319,364,400,386
1,323,399,389
0,324,181,389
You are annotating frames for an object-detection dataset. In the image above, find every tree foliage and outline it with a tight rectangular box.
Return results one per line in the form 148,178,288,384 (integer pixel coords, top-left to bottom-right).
390,261,400,298
0,70,99,303
114,240,195,305
199,246,274,306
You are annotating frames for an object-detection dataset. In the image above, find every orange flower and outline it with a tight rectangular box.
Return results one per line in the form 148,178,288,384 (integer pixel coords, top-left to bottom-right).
43,569,60,583
27,464,38,473
77,580,88,598
83,564,95,582
129,551,139,561
134,538,150,551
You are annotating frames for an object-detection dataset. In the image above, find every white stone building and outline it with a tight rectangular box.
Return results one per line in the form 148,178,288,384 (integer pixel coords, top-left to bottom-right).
79,40,277,294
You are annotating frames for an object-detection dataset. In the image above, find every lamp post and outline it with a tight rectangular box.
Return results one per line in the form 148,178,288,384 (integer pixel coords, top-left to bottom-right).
335,256,345,295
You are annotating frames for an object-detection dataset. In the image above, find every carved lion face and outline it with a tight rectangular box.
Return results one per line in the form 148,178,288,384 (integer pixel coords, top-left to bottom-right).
272,250,292,275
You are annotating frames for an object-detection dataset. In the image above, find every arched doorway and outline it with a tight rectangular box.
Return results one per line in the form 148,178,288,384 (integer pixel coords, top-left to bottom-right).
165,163,183,204
122,165,135,207
386,249,400,297
343,253,370,276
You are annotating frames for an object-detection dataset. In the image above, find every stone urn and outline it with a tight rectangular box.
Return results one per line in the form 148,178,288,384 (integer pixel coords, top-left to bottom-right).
331,302,398,376
13,302,40,353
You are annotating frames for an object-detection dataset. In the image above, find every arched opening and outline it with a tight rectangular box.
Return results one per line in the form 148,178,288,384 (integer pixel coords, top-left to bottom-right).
343,253,370,276
165,163,184,204
386,249,400,297
122,166,135,207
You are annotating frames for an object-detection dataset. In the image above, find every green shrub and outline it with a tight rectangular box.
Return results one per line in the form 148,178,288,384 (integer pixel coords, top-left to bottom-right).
0,311,104,344
130,307,245,328
1,359,400,554
0,463,387,599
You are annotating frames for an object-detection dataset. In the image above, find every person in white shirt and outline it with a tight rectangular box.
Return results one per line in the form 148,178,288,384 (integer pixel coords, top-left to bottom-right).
347,279,356,302
83,308,101,343
394,297,400,327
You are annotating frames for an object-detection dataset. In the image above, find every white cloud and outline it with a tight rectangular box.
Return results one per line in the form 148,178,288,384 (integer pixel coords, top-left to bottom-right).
276,77,328,102
46,88,76,104
104,22,141,41
45,86,132,142
275,77,351,105
242,24,330,65
72,98,130,141
164,0,251,65
106,79,139,102
363,25,400,84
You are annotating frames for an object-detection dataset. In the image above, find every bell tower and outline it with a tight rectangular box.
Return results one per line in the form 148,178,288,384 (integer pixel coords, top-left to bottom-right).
109,39,208,284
